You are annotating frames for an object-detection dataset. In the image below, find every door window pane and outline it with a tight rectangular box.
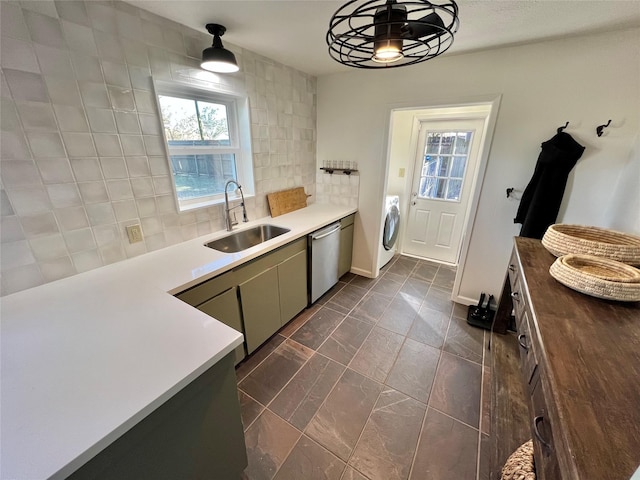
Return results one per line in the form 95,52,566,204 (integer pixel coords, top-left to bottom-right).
454,132,472,154
437,156,450,177
426,133,440,154
451,156,466,178
447,179,462,200
418,129,473,203
434,178,447,198
440,133,455,154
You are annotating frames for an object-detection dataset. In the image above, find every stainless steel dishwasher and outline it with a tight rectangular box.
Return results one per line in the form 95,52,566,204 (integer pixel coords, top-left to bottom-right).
308,221,341,304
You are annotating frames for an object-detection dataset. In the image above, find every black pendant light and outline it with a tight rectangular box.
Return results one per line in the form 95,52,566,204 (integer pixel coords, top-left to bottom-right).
327,0,459,69
201,24,239,73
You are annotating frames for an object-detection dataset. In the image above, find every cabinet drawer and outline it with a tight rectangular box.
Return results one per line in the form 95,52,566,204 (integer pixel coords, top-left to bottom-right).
517,308,538,385
511,277,526,332
234,237,306,283
529,373,561,480
176,270,236,308
507,250,519,292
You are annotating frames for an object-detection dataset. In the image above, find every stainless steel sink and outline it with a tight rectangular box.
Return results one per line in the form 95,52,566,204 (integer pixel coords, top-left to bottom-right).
205,224,291,253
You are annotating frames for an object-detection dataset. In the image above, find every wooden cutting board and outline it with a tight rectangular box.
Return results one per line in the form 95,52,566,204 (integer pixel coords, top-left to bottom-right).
267,187,309,217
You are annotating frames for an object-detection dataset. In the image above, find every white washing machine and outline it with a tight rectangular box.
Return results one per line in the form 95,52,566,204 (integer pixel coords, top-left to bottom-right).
378,195,400,269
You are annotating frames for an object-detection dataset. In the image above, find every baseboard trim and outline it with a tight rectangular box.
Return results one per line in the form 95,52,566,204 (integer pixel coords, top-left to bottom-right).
350,267,374,278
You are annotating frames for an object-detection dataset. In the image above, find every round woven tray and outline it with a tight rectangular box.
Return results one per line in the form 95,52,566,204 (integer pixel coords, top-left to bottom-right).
501,439,536,480
549,254,640,302
542,224,640,266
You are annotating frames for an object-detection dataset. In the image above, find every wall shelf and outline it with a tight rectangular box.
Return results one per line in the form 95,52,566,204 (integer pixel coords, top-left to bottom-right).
320,167,358,175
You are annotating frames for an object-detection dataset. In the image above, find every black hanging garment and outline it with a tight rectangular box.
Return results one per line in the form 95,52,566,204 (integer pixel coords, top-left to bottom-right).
514,132,585,239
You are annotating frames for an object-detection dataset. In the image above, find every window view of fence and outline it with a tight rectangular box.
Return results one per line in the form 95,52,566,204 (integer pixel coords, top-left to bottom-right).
158,94,238,202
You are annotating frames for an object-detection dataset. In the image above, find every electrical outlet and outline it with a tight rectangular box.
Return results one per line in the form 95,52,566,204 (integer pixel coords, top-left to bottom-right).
399,167,405,178
126,224,143,244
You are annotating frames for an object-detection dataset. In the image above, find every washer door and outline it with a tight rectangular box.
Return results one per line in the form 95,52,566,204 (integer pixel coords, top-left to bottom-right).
383,205,400,251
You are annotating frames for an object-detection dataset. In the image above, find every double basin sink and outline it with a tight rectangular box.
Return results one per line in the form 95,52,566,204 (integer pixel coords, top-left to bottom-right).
205,224,290,253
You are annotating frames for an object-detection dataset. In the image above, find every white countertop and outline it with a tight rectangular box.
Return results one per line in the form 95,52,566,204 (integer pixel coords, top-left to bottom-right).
0,203,356,480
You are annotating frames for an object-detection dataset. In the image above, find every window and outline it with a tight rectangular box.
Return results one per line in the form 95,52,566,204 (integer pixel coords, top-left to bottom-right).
418,131,473,202
155,81,253,211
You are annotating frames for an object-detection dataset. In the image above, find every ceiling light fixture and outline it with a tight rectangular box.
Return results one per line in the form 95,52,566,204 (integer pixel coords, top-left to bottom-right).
327,0,459,69
201,23,239,73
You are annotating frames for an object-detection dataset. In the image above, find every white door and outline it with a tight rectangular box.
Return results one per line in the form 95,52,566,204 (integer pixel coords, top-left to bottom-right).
403,118,485,264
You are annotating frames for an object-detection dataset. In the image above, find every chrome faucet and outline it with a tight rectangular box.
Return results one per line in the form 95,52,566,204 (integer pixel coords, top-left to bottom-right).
224,179,248,231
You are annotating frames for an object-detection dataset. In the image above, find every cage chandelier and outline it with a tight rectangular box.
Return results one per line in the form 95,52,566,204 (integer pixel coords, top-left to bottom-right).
326,0,459,69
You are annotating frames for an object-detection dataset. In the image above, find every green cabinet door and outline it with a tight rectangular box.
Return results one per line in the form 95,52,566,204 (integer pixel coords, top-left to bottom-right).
278,250,308,325
197,287,246,365
339,223,354,278
239,266,281,354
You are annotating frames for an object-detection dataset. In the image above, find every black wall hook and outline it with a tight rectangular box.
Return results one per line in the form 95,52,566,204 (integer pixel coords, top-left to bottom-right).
596,119,611,137
557,121,569,133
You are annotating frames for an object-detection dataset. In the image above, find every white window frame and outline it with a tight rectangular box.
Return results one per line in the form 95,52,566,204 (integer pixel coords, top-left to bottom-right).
153,79,254,212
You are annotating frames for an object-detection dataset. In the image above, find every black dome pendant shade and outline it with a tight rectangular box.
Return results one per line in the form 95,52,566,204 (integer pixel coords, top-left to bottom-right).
201,23,239,73
327,0,459,69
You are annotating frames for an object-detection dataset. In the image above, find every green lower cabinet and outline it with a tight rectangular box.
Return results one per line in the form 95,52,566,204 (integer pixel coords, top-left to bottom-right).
278,250,308,325
239,266,282,354
197,287,245,365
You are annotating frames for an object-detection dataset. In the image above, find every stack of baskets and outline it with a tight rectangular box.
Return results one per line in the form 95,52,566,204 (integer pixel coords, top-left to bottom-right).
542,224,640,302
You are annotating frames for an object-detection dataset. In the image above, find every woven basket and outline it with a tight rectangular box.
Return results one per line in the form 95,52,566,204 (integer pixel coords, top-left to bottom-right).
542,224,640,266
501,439,536,480
549,254,640,302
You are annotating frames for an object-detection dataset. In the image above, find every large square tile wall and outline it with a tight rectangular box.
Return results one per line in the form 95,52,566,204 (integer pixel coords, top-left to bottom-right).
0,0,317,296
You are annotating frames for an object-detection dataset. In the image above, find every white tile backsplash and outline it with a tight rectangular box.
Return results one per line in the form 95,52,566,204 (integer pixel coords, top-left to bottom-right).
29,233,68,261
85,202,116,226
62,19,99,55
106,179,133,201
1,160,42,186
1,240,36,271
99,157,127,179
34,44,74,79
1,36,41,73
1,0,318,296
114,111,140,134
131,177,154,198
55,0,91,27
86,108,117,133
61,132,97,157
44,76,83,106
54,206,89,231
46,183,82,208
0,263,43,295
107,85,135,111
79,81,111,108
78,181,109,204
53,105,90,132
63,228,96,253
3,69,49,102
23,9,66,48
27,131,66,157
1,216,25,243
119,134,146,155
36,157,75,184
1,2,30,41
19,212,59,238
16,101,58,132
72,249,102,273
39,256,75,281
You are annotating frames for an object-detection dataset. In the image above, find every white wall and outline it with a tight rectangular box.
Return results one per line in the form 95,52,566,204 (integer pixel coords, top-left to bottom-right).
317,27,640,301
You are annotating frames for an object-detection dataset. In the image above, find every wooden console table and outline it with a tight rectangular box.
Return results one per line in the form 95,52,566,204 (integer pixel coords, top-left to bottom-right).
491,237,640,479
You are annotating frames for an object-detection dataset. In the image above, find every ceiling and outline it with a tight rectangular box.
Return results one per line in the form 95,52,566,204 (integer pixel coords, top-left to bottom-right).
126,1,640,77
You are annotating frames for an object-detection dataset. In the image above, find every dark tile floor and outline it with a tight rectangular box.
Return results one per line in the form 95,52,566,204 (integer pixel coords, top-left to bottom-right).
236,255,491,480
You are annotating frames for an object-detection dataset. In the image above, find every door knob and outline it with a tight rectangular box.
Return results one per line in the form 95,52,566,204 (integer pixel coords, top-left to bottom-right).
412,192,418,197
411,201,417,206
